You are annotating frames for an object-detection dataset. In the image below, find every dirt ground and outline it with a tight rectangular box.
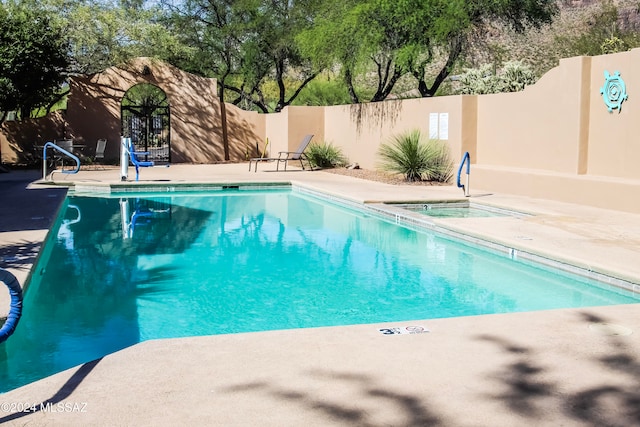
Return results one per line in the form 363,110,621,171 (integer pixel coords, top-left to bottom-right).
323,166,450,186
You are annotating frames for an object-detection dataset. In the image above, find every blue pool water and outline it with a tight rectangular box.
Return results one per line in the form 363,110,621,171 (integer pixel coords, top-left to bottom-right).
1,188,638,392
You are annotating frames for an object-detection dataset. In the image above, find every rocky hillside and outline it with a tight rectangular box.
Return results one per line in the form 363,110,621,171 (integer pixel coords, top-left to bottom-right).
386,1,640,98
466,0,640,76
564,0,640,28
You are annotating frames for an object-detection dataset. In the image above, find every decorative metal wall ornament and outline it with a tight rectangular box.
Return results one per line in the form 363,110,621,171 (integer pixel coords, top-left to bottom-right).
600,70,628,113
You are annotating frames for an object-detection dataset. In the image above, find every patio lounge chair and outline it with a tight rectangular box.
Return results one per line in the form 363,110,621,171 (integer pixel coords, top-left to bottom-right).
95,138,107,161
249,134,314,172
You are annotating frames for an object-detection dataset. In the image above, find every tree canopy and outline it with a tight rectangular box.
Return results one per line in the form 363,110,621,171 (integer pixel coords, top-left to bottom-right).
0,1,69,120
7,0,640,117
160,0,322,113
298,0,558,102
37,0,184,75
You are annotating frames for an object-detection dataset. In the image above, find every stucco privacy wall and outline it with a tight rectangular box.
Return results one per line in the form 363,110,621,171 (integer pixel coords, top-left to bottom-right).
470,48,640,213
267,49,639,213
322,97,471,170
0,111,66,163
264,107,289,157
3,51,640,212
225,104,265,161
475,56,589,173
0,58,264,164
68,57,262,163
263,106,325,158
588,50,640,179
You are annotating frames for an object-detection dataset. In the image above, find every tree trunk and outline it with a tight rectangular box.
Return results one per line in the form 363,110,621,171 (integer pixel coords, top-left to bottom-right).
371,66,402,102
275,58,286,112
419,37,463,97
345,68,359,104
218,78,230,161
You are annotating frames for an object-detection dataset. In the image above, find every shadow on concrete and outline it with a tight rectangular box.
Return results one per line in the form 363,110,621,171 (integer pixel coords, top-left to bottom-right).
218,311,639,426
223,370,447,426
0,358,101,424
0,170,66,233
0,240,42,272
477,311,640,427
565,312,640,426
476,334,557,418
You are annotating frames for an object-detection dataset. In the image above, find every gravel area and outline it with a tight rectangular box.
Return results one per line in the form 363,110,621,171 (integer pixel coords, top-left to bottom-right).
322,166,450,186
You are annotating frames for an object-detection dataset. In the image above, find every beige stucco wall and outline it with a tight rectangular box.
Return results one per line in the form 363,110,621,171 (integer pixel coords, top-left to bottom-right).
4,50,640,213
286,106,325,151
587,49,640,180
0,58,263,164
225,104,266,160
475,56,590,174
263,106,325,157
323,96,468,170
68,57,223,162
0,111,66,163
264,108,289,157
469,49,640,213
68,57,262,163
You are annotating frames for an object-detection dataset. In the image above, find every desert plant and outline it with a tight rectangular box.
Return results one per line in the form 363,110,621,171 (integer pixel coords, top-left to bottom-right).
601,36,627,54
497,60,537,92
425,140,454,183
306,142,348,168
456,64,499,95
456,61,536,95
377,130,453,182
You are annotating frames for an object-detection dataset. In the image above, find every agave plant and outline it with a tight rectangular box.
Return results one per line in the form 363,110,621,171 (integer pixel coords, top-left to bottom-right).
424,140,454,183
306,141,348,168
377,130,453,182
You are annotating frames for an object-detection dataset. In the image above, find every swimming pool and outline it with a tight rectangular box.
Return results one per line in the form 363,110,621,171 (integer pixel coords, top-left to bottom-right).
1,187,638,392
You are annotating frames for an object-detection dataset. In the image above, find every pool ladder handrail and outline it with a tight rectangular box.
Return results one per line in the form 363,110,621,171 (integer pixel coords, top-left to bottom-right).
457,151,471,197
0,268,23,343
42,141,81,180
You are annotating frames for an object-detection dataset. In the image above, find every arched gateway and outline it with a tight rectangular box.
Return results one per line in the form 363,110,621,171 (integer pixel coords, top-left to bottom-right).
64,57,256,163
121,83,170,164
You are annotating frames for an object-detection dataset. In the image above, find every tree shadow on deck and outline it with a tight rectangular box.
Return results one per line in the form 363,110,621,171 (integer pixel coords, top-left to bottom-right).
218,310,639,426
477,311,640,427
223,371,447,427
0,240,42,273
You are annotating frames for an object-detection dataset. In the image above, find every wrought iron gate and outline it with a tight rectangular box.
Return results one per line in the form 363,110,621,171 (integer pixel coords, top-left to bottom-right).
121,84,171,164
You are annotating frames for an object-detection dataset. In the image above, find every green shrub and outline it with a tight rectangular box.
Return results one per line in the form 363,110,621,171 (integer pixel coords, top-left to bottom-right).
291,78,353,107
377,130,453,182
601,36,626,54
306,142,348,168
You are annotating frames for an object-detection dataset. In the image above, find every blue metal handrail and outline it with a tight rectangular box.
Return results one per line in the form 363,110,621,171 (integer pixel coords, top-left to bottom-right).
0,268,22,343
457,151,470,196
42,141,81,180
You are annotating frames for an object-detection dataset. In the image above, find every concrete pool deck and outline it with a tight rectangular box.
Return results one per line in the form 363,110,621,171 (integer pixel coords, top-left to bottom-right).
1,164,639,426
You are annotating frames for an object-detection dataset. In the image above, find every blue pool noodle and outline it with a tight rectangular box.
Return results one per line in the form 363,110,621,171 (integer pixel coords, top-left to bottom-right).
0,269,23,343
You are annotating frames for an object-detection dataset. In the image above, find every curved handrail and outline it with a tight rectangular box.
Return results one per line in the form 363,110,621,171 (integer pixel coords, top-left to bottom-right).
0,268,23,343
43,141,81,180
457,152,471,196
